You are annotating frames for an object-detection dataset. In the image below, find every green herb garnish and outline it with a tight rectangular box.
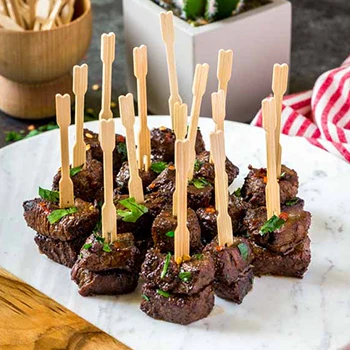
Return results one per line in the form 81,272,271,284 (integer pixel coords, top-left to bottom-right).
279,172,286,179
161,252,171,279
194,253,203,260
5,123,58,143
47,207,77,224
102,243,112,253
259,214,286,236
156,289,170,298
151,161,168,174
165,231,174,238
233,187,242,197
117,197,148,223
5,130,25,142
237,243,249,261
93,221,102,236
142,294,150,302
39,187,59,203
95,234,104,243
83,243,92,250
70,165,83,177
117,142,128,162
179,271,192,283
190,177,209,189
194,159,204,172
285,198,299,206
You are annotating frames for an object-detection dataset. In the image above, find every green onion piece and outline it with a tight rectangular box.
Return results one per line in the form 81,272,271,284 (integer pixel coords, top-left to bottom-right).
165,231,174,238
47,207,77,224
194,159,204,172
237,242,249,260
142,294,150,302
194,253,203,260
151,161,168,174
161,252,171,279
39,187,60,203
233,187,242,197
259,214,286,236
179,271,192,283
117,142,128,162
285,198,299,206
190,177,209,189
70,165,83,177
156,289,170,298
279,172,286,178
117,197,148,223
83,243,92,250
102,243,112,253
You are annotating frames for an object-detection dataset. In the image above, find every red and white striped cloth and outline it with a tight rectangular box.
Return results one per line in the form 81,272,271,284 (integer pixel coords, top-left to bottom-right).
251,56,350,162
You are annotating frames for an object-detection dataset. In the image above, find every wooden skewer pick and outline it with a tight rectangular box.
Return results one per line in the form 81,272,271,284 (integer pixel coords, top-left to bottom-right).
133,45,151,172
187,63,209,180
100,118,117,243
41,0,65,30
0,12,24,30
174,139,191,263
119,93,144,204
6,0,25,27
72,64,88,168
35,0,51,25
262,97,281,219
99,32,116,121
217,49,233,96
0,0,10,17
212,89,226,132
56,94,74,209
27,0,35,29
210,130,233,247
160,11,182,130
272,63,289,175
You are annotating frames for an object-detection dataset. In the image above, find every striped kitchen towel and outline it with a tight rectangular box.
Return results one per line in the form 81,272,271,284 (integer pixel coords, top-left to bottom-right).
251,56,350,162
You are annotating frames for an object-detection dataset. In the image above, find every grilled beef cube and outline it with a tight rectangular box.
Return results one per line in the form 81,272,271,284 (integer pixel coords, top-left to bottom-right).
34,234,86,268
204,238,254,304
84,129,127,174
140,248,215,295
151,127,205,163
196,195,248,243
140,284,214,325
152,208,203,254
52,158,103,203
71,265,138,297
241,164,299,208
23,198,99,241
76,233,140,272
115,162,158,194
194,150,239,186
143,192,172,218
251,236,311,278
243,205,311,254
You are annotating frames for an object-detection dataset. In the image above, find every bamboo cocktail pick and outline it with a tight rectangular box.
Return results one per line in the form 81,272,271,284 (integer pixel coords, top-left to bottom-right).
72,64,88,168
100,118,117,243
210,130,233,247
99,33,116,121
56,94,74,209
262,97,281,219
212,89,226,132
217,49,233,97
119,93,144,204
187,63,210,180
7,0,24,28
172,102,188,217
133,45,151,172
160,11,182,129
174,139,191,264
27,0,35,29
272,63,289,175
41,0,65,30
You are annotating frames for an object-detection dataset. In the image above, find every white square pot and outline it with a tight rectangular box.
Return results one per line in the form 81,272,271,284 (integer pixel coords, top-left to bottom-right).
123,0,291,122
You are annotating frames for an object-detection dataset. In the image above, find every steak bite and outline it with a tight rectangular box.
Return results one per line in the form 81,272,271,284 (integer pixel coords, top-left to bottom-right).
151,208,203,254
241,164,299,208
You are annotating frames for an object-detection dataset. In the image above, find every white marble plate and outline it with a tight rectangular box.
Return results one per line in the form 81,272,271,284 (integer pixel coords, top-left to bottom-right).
0,117,350,350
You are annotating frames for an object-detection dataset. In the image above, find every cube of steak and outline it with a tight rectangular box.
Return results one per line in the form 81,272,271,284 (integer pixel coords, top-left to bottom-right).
34,234,87,268
140,284,214,325
151,208,203,254
52,158,103,203
115,162,158,194
151,127,205,163
76,233,140,272
243,205,311,254
71,265,138,297
84,129,126,174
251,236,311,278
241,165,299,208
143,192,172,218
194,150,239,185
23,198,99,241
140,248,215,295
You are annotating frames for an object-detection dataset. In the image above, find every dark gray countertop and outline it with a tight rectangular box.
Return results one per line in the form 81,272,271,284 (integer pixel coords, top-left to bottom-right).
0,0,349,147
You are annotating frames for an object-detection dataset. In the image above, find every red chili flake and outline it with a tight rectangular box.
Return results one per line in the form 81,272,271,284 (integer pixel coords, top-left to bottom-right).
168,165,175,171
279,212,289,221
215,245,223,252
28,125,35,131
263,176,267,184
205,207,216,214
149,183,155,189
117,135,125,143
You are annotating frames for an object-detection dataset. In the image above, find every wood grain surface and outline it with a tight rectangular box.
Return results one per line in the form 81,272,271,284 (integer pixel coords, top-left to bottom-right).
0,267,130,350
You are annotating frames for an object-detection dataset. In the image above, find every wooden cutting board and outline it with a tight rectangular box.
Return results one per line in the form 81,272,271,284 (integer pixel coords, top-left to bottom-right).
0,267,130,350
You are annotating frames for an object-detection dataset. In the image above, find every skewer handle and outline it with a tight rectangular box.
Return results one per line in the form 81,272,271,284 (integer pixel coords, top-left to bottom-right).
217,49,233,96
211,89,226,132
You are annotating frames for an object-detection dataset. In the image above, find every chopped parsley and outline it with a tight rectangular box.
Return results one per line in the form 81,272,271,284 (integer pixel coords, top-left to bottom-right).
279,172,286,179
161,252,171,279
156,289,170,298
233,187,242,197
47,207,77,224
5,123,58,143
179,271,192,283
39,187,59,203
117,197,148,223
259,214,286,236
102,243,112,253
70,165,83,177
83,243,92,250
93,220,102,236
165,230,174,238
194,253,203,260
190,177,209,189
150,161,168,174
237,242,249,260
285,198,299,206
142,294,150,302
194,159,204,172
94,234,104,243
117,142,128,162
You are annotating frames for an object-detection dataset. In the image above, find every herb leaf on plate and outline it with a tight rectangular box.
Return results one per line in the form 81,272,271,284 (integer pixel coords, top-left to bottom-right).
117,197,148,223
47,207,78,224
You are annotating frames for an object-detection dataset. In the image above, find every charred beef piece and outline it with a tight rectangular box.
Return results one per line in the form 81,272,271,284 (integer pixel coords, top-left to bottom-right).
143,192,172,218
34,233,87,268
194,150,239,186
52,158,103,203
204,238,254,303
140,284,214,325
115,162,158,194
243,205,311,254
251,236,311,278
76,233,141,272
84,129,127,174
241,164,299,208
196,195,248,243
71,265,138,297
140,248,214,295
151,127,205,163
23,198,99,241
151,208,203,254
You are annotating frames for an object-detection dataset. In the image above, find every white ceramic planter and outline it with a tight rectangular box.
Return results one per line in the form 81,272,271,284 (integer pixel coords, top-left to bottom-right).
123,0,291,122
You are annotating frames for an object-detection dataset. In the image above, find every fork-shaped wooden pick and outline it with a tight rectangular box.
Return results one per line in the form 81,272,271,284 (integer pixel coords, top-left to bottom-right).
217,49,233,96
212,89,226,132
56,94,74,209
